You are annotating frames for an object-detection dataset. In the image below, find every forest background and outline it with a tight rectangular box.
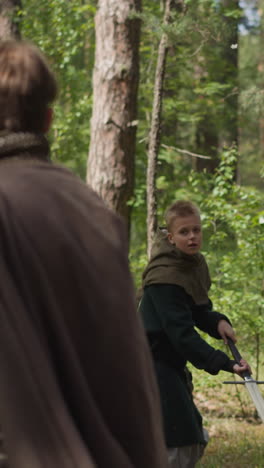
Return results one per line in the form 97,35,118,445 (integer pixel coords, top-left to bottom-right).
4,0,264,464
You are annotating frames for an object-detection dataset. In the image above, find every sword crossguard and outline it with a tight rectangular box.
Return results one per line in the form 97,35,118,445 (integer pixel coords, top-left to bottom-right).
223,381,264,385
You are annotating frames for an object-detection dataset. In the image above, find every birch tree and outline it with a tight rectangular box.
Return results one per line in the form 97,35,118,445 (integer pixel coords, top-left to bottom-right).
146,0,178,258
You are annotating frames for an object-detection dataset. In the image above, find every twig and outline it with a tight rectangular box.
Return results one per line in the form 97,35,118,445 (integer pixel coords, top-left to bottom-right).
161,143,211,159
223,88,239,101
188,39,207,58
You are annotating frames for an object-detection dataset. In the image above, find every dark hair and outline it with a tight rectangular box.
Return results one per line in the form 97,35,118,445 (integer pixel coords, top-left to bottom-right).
165,200,200,232
0,40,57,132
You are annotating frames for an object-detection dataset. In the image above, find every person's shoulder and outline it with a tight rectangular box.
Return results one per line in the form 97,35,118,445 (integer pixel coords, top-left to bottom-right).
0,160,124,228
0,160,98,206
0,160,128,255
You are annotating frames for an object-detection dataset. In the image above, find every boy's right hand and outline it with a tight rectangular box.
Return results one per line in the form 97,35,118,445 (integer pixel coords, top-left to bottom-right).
233,359,252,377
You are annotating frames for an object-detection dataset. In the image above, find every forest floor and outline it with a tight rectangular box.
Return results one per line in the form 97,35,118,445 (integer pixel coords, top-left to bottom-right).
196,417,264,467
193,374,264,467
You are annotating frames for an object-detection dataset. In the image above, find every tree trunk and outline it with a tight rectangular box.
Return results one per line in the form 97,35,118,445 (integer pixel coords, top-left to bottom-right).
87,0,141,235
146,0,173,259
195,0,239,176
195,122,219,173
0,0,21,39
221,0,239,145
259,0,264,160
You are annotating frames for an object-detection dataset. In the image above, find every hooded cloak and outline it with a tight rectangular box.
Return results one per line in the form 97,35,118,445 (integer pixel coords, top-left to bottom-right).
142,228,211,304
0,133,168,468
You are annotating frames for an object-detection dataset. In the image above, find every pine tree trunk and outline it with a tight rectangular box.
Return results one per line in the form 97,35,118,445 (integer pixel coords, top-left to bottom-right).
221,0,239,146
195,0,239,176
259,0,264,161
87,0,141,234
0,0,21,39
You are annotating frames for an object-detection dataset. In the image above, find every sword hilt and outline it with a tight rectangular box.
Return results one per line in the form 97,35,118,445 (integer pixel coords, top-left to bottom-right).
227,338,251,379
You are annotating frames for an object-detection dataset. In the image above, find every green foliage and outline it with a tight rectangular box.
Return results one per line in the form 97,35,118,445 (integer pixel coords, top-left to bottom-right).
20,0,96,178
192,148,263,371
239,27,264,189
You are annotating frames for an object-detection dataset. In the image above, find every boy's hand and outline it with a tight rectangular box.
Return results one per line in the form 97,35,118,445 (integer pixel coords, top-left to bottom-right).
217,320,236,344
233,359,252,377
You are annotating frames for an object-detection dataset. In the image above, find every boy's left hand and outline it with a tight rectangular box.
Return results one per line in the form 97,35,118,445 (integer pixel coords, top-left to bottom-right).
217,320,236,344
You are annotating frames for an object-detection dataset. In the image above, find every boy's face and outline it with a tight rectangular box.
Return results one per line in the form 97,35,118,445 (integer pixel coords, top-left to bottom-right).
167,214,202,255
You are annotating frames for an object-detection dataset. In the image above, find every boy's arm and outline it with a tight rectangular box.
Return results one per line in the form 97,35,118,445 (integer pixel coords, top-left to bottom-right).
192,299,232,340
146,283,235,375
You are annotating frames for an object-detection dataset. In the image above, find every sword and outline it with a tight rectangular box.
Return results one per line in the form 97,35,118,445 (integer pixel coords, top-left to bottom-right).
223,338,264,423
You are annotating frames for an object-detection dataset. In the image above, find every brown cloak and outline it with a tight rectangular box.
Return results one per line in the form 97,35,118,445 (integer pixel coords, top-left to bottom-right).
0,156,168,467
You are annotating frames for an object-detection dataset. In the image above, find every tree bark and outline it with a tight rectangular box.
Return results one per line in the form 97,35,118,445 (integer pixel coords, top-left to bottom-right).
221,0,239,146
0,0,21,39
87,0,141,234
195,0,239,177
258,0,264,161
146,0,173,259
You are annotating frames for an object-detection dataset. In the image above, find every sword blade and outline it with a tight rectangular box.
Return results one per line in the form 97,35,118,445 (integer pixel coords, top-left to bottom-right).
227,338,264,423
244,379,264,423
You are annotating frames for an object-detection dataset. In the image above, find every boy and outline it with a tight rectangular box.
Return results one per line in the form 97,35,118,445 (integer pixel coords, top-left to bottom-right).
0,41,168,468
139,200,251,468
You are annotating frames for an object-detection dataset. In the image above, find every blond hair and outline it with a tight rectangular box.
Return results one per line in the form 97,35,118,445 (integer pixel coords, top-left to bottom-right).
0,40,57,132
165,200,200,232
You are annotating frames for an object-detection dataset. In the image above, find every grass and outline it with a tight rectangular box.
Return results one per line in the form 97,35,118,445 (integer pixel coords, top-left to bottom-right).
196,417,264,467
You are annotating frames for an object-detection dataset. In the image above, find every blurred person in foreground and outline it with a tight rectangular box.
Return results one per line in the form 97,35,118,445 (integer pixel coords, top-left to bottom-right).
0,40,168,468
